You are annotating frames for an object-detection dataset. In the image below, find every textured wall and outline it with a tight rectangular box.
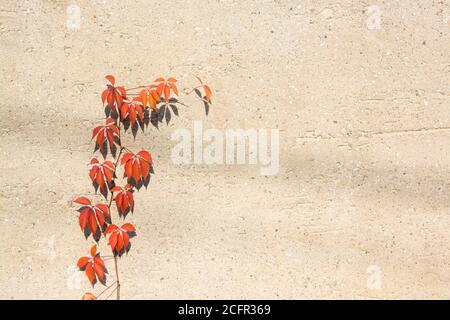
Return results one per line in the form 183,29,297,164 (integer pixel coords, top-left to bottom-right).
1,0,450,299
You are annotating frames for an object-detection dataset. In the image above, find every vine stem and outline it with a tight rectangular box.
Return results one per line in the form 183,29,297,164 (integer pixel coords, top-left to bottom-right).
124,85,146,91
106,118,124,300
113,255,121,299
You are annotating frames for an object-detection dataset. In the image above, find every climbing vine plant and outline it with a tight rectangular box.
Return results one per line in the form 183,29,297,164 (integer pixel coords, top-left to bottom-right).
74,75,212,300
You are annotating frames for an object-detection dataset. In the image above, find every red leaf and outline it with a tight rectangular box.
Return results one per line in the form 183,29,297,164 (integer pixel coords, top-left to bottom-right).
137,150,152,164
92,119,121,159
86,264,96,286
101,77,126,119
105,75,115,86
89,158,116,199
77,245,108,287
113,184,134,218
120,151,154,190
77,257,90,269
105,223,137,257
74,196,91,205
75,201,111,242
120,152,134,165
121,223,135,233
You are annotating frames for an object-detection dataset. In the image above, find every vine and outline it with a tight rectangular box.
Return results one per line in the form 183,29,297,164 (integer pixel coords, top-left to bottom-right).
74,75,212,300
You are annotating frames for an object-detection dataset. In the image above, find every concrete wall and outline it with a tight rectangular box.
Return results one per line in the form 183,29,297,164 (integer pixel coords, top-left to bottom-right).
1,0,450,299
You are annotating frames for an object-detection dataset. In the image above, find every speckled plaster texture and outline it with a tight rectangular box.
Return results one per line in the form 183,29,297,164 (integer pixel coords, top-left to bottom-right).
1,0,450,299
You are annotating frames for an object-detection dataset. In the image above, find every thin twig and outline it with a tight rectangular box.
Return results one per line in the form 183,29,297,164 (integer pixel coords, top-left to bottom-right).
96,281,117,299
124,85,146,91
104,286,118,300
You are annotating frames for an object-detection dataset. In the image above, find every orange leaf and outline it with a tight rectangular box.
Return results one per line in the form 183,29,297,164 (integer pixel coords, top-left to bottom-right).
82,292,97,300
74,197,91,206
77,246,108,287
170,83,179,96
90,245,97,257
105,223,136,257
77,257,90,269
204,85,212,103
121,151,154,190
105,75,115,86
113,185,134,218
75,201,111,241
85,264,96,286
92,119,120,159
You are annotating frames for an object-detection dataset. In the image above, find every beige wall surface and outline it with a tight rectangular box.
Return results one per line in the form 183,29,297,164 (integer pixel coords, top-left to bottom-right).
1,0,450,299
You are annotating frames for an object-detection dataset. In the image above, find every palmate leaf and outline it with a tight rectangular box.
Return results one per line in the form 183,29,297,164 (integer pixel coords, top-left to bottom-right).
92,118,121,159
111,184,134,218
194,76,212,115
120,150,154,190
101,75,126,120
89,158,116,199
77,245,108,287
120,97,146,139
153,77,178,100
74,197,111,242
105,223,136,257
155,98,179,125
139,85,160,110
